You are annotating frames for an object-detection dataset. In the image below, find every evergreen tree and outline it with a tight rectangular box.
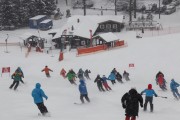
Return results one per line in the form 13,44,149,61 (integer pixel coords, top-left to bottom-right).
1,0,19,27
44,0,57,16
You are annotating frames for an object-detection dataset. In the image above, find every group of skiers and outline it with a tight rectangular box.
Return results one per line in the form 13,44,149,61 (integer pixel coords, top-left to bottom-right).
8,66,180,118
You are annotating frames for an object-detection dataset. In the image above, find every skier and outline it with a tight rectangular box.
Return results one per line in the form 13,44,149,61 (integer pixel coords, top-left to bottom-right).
41,66,53,77
15,67,24,84
156,73,167,90
116,72,123,83
141,84,158,112
60,68,66,78
108,72,116,85
32,83,49,116
121,88,143,120
79,80,90,104
77,68,84,80
102,75,112,91
170,79,180,100
156,71,164,79
111,68,117,74
66,70,77,85
94,74,105,92
9,71,22,90
123,70,130,81
84,69,91,80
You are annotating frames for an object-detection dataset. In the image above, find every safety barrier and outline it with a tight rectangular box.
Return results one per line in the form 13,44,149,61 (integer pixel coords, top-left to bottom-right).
77,40,125,56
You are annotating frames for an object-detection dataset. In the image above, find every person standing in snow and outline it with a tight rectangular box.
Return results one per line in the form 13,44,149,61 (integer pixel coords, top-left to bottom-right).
15,67,24,84
60,68,66,78
123,70,130,81
141,84,158,112
9,71,23,90
41,66,53,77
32,83,49,116
102,75,112,91
121,88,143,120
94,74,105,92
79,80,90,104
170,79,180,100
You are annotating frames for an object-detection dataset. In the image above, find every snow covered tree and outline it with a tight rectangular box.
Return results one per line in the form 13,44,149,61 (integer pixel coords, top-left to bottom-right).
0,0,19,27
43,0,57,16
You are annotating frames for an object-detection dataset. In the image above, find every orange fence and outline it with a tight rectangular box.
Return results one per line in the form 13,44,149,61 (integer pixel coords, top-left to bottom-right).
114,40,124,47
77,40,125,55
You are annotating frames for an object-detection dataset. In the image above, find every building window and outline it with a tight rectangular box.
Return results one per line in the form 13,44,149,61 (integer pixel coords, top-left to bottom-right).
81,40,85,45
100,24,105,29
106,24,111,29
112,24,117,29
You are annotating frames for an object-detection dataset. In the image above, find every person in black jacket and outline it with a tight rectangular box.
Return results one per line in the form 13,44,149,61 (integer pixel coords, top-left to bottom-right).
94,75,105,92
121,88,143,120
116,72,123,83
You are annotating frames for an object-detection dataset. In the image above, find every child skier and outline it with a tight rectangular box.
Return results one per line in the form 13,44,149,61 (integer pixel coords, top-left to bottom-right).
41,66,53,77
156,73,167,90
123,70,130,81
66,70,77,85
108,72,116,85
94,74,105,92
141,84,158,112
60,68,66,78
15,67,24,84
121,88,143,120
79,80,90,104
116,72,123,83
102,75,112,91
32,83,50,116
84,69,91,80
9,71,22,90
170,79,180,100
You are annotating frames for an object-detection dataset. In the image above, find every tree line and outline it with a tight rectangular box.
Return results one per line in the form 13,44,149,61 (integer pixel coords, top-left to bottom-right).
0,0,57,28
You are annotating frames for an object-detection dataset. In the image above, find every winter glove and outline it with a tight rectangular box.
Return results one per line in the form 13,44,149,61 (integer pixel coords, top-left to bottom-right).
45,96,48,100
155,94,158,97
140,103,143,108
122,104,126,109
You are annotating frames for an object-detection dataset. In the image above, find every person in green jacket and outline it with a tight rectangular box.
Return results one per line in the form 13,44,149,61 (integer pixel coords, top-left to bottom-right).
66,70,77,85
9,71,22,90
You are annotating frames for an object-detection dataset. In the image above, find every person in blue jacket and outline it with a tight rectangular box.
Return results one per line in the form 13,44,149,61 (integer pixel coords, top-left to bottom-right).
170,79,180,100
79,80,90,103
108,72,116,85
141,84,158,112
32,83,49,115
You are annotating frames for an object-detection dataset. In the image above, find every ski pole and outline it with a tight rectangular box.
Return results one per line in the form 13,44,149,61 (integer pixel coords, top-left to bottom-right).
157,96,167,99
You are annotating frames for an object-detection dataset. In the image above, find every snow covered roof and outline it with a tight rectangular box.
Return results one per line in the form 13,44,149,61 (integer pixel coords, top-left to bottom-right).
20,33,38,40
40,19,52,24
51,15,124,39
93,32,119,42
29,15,46,20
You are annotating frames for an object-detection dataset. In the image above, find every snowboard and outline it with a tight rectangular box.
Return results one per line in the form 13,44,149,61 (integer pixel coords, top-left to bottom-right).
38,112,51,117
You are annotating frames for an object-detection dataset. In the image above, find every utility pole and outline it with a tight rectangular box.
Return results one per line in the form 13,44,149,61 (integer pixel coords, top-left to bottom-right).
83,0,86,16
159,0,160,19
129,0,132,22
134,0,136,18
115,0,117,15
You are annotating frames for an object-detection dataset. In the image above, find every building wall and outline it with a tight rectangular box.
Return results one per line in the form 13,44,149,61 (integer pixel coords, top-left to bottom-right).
96,21,124,33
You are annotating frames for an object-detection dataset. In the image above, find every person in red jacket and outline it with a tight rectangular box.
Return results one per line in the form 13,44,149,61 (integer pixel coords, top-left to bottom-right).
41,66,53,77
60,68,66,78
156,73,167,90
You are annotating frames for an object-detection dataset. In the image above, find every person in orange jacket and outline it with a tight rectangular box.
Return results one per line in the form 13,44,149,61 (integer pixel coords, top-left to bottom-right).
60,68,66,78
42,66,53,77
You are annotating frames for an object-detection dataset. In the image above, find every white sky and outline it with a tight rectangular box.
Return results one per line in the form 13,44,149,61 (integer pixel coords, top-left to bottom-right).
0,0,180,120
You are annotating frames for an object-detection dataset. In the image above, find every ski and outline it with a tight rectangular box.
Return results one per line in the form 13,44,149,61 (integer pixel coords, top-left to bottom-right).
74,102,83,105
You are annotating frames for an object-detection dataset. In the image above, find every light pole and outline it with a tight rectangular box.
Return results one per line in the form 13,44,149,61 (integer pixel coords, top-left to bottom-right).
115,0,117,15
159,0,161,19
5,34,9,53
